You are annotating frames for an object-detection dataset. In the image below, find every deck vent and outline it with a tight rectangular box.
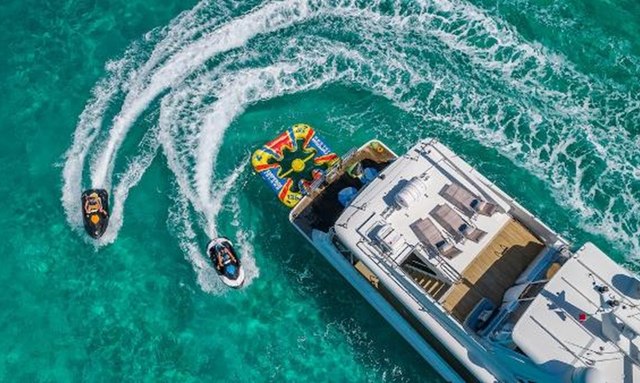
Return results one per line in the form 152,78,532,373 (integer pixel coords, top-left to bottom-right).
395,177,427,209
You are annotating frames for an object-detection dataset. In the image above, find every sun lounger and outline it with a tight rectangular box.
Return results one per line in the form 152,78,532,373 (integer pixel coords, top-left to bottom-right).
410,217,461,258
430,204,487,243
440,183,497,217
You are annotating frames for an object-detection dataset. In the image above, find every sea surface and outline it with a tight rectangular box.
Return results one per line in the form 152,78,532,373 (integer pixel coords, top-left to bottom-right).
1,0,639,381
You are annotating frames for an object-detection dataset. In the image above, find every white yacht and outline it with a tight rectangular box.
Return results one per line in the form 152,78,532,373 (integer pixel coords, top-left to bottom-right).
253,128,640,382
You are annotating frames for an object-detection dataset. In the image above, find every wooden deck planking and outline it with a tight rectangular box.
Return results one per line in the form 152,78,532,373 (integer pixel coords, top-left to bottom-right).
441,219,544,322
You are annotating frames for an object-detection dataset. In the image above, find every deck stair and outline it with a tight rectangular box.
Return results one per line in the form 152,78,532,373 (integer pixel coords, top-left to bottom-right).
405,267,450,300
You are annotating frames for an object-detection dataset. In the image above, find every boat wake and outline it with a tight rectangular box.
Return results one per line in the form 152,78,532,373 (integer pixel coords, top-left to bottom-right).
62,0,640,292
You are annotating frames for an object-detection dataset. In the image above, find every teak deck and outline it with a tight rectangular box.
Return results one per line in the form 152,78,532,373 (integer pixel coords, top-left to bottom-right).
441,219,544,322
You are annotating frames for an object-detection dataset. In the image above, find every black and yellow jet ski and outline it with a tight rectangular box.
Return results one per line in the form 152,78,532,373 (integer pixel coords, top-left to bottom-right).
81,189,109,238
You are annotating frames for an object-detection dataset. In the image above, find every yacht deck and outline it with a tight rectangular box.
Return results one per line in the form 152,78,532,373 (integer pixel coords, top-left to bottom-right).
441,219,544,322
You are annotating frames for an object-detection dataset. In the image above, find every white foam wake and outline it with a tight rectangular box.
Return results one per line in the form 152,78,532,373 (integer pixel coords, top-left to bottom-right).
61,56,131,232
89,0,316,190
98,124,161,245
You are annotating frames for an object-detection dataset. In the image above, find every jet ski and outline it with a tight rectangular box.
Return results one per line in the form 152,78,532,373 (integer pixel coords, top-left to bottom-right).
81,189,109,238
207,237,245,288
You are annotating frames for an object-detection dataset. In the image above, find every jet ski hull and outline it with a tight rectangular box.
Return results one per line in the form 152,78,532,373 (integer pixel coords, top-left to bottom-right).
81,189,109,239
207,237,245,288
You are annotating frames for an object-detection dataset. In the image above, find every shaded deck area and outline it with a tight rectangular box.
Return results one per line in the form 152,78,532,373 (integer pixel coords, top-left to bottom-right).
441,219,544,322
405,268,450,301
291,142,396,235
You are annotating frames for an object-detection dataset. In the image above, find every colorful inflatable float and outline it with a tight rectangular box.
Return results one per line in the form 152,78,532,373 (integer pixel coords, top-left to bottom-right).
251,124,339,208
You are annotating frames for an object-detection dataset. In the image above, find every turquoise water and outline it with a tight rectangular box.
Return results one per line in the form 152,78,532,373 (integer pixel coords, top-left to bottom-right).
1,0,639,381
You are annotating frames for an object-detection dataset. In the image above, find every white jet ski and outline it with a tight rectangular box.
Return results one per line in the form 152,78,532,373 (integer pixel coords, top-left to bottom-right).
207,237,245,288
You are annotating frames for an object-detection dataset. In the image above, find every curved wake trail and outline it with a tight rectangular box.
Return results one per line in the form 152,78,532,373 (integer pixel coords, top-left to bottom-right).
89,0,316,190
98,125,161,245
166,164,254,294
61,57,131,232
63,0,640,294
158,42,351,290
193,58,347,231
